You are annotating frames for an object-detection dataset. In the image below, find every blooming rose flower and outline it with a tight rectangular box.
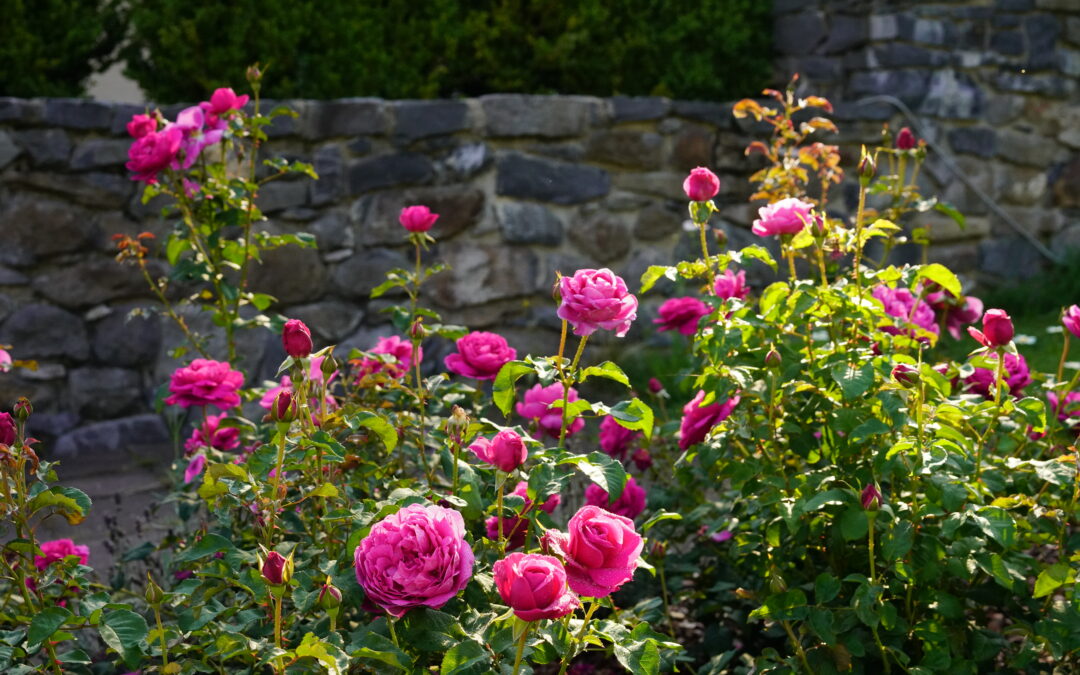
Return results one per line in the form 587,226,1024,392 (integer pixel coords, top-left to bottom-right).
0,412,14,446
353,336,421,380
169,106,222,169
751,197,814,237
184,454,207,484
126,126,183,184
164,359,244,410
126,113,157,139
205,87,249,117
968,309,1014,348
282,319,313,358
631,448,653,471
509,481,560,514
1064,305,1080,340
485,514,530,550
1048,390,1080,428
494,553,580,621
354,503,474,617
557,269,638,338
925,289,983,340
683,166,721,202
895,127,917,150
516,382,585,438
184,413,241,454
34,539,89,571
963,352,1031,398
399,205,439,233
542,505,643,598
599,415,640,461
584,476,647,520
873,285,939,339
259,356,338,416
444,331,517,380
468,429,528,473
654,297,710,336
714,269,750,301
678,390,740,450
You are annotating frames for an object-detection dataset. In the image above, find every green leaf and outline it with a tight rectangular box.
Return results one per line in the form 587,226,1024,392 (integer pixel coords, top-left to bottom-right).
831,363,875,400
609,398,655,442
563,452,628,501
750,589,808,621
348,411,398,452
310,483,339,498
882,521,914,560
27,486,91,525
294,632,346,675
1014,397,1046,431
580,361,630,388
249,293,275,311
165,232,189,265
440,638,490,674
972,506,1016,548
814,573,841,604
99,609,148,669
641,511,682,532
27,606,72,653
808,608,837,645
933,201,966,228
840,508,869,541
799,489,849,514
915,263,961,299
175,533,235,562
614,638,660,675
759,281,790,317
1033,562,1072,598
639,265,678,294
492,361,535,416
349,630,412,671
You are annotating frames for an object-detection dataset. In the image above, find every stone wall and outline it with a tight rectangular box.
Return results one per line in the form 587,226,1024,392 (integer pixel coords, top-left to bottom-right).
774,0,1080,276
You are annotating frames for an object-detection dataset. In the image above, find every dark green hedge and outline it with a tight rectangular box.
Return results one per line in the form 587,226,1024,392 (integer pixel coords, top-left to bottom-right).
121,0,772,102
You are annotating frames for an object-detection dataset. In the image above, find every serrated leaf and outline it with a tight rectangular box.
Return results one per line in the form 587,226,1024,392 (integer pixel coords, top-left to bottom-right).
972,506,1016,548
27,606,71,653
311,483,339,498
814,573,841,604
562,452,628,501
27,486,91,525
349,631,412,671
609,398,654,442
639,265,678,294
614,638,660,675
492,361,535,416
440,639,489,675
1033,562,1072,598
831,363,875,400
99,609,148,669
580,361,630,387
294,632,346,675
348,411,398,452
915,263,961,299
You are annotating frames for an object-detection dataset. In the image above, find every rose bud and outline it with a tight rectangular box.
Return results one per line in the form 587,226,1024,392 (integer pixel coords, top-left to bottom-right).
145,572,166,606
891,363,919,387
399,205,439,233
446,405,470,442
270,390,296,424
631,448,653,471
259,548,293,586
683,166,721,202
764,348,782,369
861,483,882,511
1064,305,1080,340
895,127,916,150
469,429,527,473
317,576,342,611
969,309,1014,348
648,377,664,394
282,319,313,358
320,352,338,380
857,150,876,185
14,397,32,421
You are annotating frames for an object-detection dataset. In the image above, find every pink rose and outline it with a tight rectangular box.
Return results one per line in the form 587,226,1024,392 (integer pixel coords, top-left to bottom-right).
631,448,653,471
895,127,917,150
282,319,313,358
1063,305,1080,340
353,503,474,617
598,415,639,461
1048,390,1080,428
444,331,517,381
861,484,882,510
164,359,244,410
968,308,1014,348
354,336,421,380
509,481,560,514
542,505,643,598
584,476,647,520
964,352,1031,399
683,166,721,202
654,297,709,336
184,413,241,454
126,126,183,184
399,205,439,233
468,429,527,473
486,514,529,550
260,550,293,586
751,198,814,237
34,539,89,571
678,390,740,450
493,553,580,621
206,87,249,116
0,412,14,446
873,286,939,340
184,454,207,484
713,269,750,301
516,382,585,439
647,378,663,394
126,113,157,139
0,348,11,373
557,268,638,338
925,289,982,340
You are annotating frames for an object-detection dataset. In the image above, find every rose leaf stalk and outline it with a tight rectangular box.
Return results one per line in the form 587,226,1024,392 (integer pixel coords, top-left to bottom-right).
511,621,533,675
558,335,589,450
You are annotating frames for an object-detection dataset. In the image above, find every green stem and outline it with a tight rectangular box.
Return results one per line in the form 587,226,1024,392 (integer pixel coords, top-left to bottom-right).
154,604,169,669
558,335,590,450
268,425,288,545
852,183,868,302
698,221,717,292
512,623,531,675
781,619,812,675
273,594,284,674
867,512,878,585
387,615,400,648
556,600,599,675
658,558,676,638
496,481,506,553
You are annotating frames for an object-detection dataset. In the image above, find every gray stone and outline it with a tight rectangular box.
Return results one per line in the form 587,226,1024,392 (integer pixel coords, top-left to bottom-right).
15,129,71,166
91,304,163,368
32,257,154,309
284,300,363,342
671,101,734,128
28,412,79,440
585,130,663,169
985,95,1026,126
0,130,20,169
0,97,42,123
330,248,410,300
52,414,170,474
1067,16,1080,46
634,204,684,241
774,10,826,55
1026,14,1061,68
350,186,485,245
850,70,931,108
1002,168,1048,206
996,0,1033,9
927,242,980,274
0,304,89,360
393,100,469,142
994,72,1069,97
947,127,997,157
12,171,132,209
991,206,1061,237
43,99,113,129
612,171,684,200
430,244,539,309
303,99,388,139
990,31,1024,55
71,138,130,170
918,69,983,119
257,179,310,213
497,203,564,245
1054,157,1080,208
869,14,899,40
873,44,951,67
821,14,867,53
525,141,584,162
482,95,599,138
310,144,344,206
310,211,354,252
0,295,14,324
1052,223,1080,252
1,196,100,258
247,242,327,306
612,97,670,122
568,215,631,263
263,99,305,138
495,153,610,204
0,266,28,285
69,367,143,419
979,237,1045,279
777,56,842,84
910,18,952,45
442,142,491,180
997,130,1060,167
348,153,433,195
672,124,716,170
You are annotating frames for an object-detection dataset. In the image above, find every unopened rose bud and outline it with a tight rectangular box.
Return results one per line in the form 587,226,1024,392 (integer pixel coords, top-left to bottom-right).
317,576,342,611
270,390,296,424
246,64,263,84
861,483,882,511
683,166,721,202
651,541,667,558
981,309,1014,347
409,319,426,341
765,348,782,369
447,405,469,441
895,127,916,151
891,363,919,387
648,377,664,394
769,572,788,594
259,548,293,586
282,319,313,358
145,572,165,605
320,352,338,380
14,397,31,421
857,149,876,185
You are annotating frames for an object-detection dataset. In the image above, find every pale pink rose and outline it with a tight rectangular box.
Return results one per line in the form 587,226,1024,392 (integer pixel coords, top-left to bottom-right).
516,382,585,438
557,268,638,338
654,297,709,336
751,198,814,237
164,359,244,410
584,476,647,519
678,390,740,450
0,348,11,372
34,539,89,571
494,553,580,621
444,331,517,380
542,505,643,598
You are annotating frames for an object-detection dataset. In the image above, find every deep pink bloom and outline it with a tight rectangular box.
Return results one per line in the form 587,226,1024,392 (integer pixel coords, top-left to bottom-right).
925,289,983,340
184,455,207,484
206,87,249,116
354,336,421,380
678,390,740,450
509,481,560,514
647,378,663,393
1048,390,1080,429
353,504,475,617
0,412,14,446
751,198,814,237
468,429,528,473
516,382,585,438
711,530,733,543
260,550,291,585
164,359,244,410
126,113,157,139
1064,305,1080,340
895,127,917,150
599,415,640,461
260,356,338,414
713,269,750,301
631,448,653,471
399,205,439,233
584,476,647,520
126,126,183,183
184,413,241,454
873,285,939,339
282,319,313,358
963,352,1031,398
444,332,517,380
654,297,709,336
976,309,1014,347
485,514,529,550
542,505,643,598
494,553,580,621
34,539,89,571
557,268,638,338
683,166,721,202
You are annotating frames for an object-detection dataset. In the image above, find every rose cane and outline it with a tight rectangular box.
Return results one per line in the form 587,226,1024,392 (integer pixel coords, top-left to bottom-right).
259,547,294,674
399,206,438,481
266,390,296,545
684,167,721,291
145,573,170,670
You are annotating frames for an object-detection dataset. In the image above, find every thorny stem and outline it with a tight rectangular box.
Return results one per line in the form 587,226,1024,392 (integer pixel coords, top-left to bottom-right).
496,481,506,553
512,623,531,675
556,600,600,675
658,557,677,638
231,89,263,364
268,424,288,545
411,239,431,482
273,593,284,674
852,182,868,302
136,257,210,359
698,221,717,292
558,335,590,450
780,619,812,675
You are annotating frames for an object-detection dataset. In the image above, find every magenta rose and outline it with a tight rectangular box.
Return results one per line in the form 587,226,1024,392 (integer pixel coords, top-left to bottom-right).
445,331,517,380
599,415,640,461
683,166,721,202
126,113,157,139
184,413,241,454
654,297,709,336
184,454,207,484
126,126,183,184
205,87,249,117
282,319,313,358
486,514,529,550
895,127,917,150
584,476,647,520
751,197,814,237
1063,305,1080,340
354,336,421,380
399,205,439,233
260,549,293,586
516,382,585,438
35,539,89,571
925,288,983,340
964,352,1031,398
509,481,560,514
873,285,939,340
969,309,1014,347
631,448,653,471
468,429,528,473
494,553,580,621
679,390,740,450
861,484,882,510
714,268,750,301
542,505,643,598
557,268,638,338
164,359,244,410
354,504,474,617
0,412,14,446
1048,390,1080,428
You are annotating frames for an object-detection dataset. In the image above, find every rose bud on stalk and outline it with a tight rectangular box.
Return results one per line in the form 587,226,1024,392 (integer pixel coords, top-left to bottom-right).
895,126,917,150
269,390,296,424
282,319,313,358
259,548,294,587
891,363,919,387
399,205,439,233
683,166,721,202
861,483,882,511
968,309,1014,348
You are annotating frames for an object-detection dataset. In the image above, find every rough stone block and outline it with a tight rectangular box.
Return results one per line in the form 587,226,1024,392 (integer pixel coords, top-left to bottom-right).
612,171,685,200
568,215,631,263
918,70,983,119
850,70,931,108
1,195,100,257
284,300,363,342
634,204,684,241
947,127,997,157
0,130,21,169
33,258,155,309
873,44,951,67
821,14,867,53
997,129,1061,167
774,10,826,55
393,100,469,142
309,211,354,252
1054,157,1080,208
611,96,670,122
309,144,344,206
348,153,433,195
979,237,1046,279
247,242,327,305
482,95,599,138
0,304,90,360
14,129,71,167
69,367,143,419
671,124,716,170
990,30,1024,55
52,414,170,473
441,142,491,180
43,99,113,130
0,97,42,124
330,248,410,300
671,101,734,128
91,304,163,368
497,203,564,246
11,171,133,209
71,138,131,170
495,153,610,204
430,244,539,309
350,186,484,245
256,179,310,213
585,129,663,170
303,99,388,139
